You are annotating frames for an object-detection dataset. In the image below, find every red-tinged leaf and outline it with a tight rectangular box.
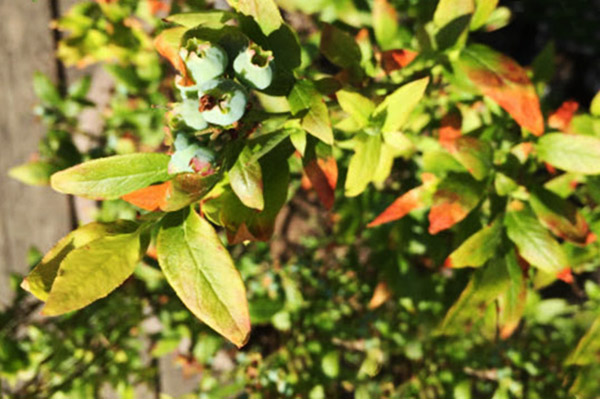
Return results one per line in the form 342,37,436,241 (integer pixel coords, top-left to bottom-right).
368,173,437,228
439,112,462,147
458,44,544,136
428,174,483,234
154,27,193,86
122,181,172,211
304,157,338,210
381,49,419,73
439,112,492,180
368,281,392,310
548,100,579,132
529,187,589,244
148,0,170,15
557,267,574,284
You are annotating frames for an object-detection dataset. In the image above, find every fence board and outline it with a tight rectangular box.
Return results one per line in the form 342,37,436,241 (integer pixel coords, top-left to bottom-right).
0,0,70,306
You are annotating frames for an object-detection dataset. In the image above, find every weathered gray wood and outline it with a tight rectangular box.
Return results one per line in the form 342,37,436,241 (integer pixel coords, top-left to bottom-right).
0,0,70,307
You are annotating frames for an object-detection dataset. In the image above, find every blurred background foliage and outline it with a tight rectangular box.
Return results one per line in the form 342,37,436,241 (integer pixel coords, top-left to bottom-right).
2,0,600,398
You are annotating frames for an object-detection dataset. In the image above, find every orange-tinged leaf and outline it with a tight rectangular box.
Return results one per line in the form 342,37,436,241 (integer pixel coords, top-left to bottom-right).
148,0,170,15
154,27,193,86
304,157,338,210
458,44,544,136
368,281,392,310
439,112,462,148
368,187,423,228
557,267,574,284
368,173,436,227
428,174,483,234
548,100,579,132
381,49,418,73
122,181,172,211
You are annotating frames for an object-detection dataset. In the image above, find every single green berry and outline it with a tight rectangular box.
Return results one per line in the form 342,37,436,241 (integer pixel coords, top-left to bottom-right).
180,38,228,85
174,99,207,131
233,44,274,90
198,78,248,126
175,75,199,100
168,134,215,175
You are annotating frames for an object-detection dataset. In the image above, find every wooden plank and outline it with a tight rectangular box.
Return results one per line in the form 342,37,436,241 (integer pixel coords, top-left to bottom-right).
0,0,70,306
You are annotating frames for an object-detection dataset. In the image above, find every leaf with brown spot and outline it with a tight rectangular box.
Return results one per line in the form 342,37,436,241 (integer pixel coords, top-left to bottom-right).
428,174,484,234
457,44,544,136
497,249,527,339
445,217,503,268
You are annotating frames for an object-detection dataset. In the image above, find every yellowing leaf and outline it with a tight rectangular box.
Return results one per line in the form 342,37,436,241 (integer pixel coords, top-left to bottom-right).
336,90,375,128
458,44,544,136
345,134,382,197
373,77,429,133
42,225,145,316
157,208,251,347
445,217,503,268
226,0,282,36
22,221,139,302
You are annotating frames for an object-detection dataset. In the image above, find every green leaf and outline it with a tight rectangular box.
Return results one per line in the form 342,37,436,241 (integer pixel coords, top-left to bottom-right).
446,217,503,268
51,153,171,199
504,202,567,274
531,42,555,84
22,221,139,302
203,151,290,244
230,147,264,211
566,315,600,365
445,136,493,180
433,0,474,50
529,186,589,244
345,134,382,197
470,0,499,30
537,133,600,175
438,254,511,335
319,24,362,69
336,90,375,129
289,81,333,144
157,208,251,347
41,223,146,316
8,161,61,186
372,0,400,50
226,0,282,36
497,249,526,339
591,90,600,117
33,72,62,105
165,11,235,28
373,77,429,133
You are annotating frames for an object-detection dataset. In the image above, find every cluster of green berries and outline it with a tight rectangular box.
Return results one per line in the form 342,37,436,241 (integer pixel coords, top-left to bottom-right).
174,38,274,129
168,38,274,174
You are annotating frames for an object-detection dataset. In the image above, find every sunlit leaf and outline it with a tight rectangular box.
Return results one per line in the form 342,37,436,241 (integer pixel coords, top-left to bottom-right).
537,133,600,175
157,208,251,347
373,77,429,133
51,153,171,200
505,201,567,274
445,217,503,268
230,147,264,211
226,0,282,35
345,134,382,197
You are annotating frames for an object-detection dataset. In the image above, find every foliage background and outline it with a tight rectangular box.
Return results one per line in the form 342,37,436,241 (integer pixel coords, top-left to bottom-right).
1,0,600,398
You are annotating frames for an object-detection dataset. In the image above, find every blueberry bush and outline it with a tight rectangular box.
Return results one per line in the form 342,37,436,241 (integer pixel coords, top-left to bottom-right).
3,0,600,398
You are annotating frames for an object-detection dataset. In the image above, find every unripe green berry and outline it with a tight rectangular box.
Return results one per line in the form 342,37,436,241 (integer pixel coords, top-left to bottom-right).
168,134,215,175
174,99,207,131
180,38,228,86
233,44,274,90
198,78,248,126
